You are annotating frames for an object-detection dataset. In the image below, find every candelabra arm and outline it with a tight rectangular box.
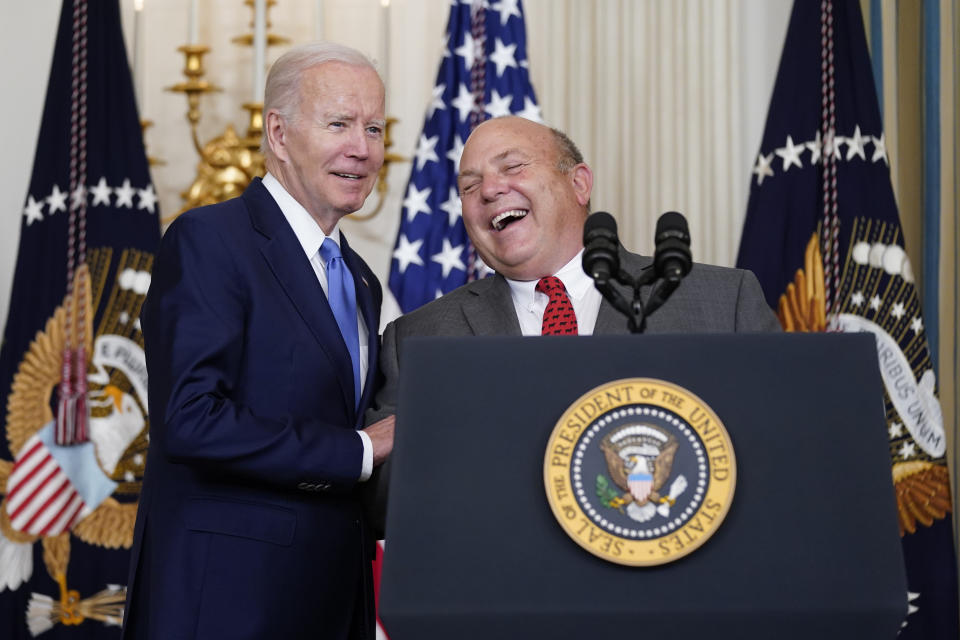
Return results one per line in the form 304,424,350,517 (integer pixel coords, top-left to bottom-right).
189,122,204,156
167,44,221,159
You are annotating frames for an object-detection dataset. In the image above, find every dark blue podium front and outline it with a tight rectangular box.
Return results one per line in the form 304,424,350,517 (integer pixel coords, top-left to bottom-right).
379,333,906,639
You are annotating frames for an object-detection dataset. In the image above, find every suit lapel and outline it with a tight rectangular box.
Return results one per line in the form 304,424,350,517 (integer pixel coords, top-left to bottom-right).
461,275,523,336
244,179,355,415
595,299,631,335
456,248,652,336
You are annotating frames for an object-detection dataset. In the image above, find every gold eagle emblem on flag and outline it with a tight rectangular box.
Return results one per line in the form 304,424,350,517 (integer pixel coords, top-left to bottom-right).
777,230,952,538
0,248,152,635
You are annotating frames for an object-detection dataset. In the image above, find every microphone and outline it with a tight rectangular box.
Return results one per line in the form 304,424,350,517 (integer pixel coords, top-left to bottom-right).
582,211,620,285
583,210,693,334
653,212,692,284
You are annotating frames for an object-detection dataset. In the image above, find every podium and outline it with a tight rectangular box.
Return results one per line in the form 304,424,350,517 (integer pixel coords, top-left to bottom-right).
378,333,906,639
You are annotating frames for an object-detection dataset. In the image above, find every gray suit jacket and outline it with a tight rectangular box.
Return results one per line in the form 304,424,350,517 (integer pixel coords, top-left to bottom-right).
363,248,779,534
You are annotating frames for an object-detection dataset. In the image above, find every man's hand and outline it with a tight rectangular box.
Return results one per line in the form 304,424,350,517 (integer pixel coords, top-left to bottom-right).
363,415,395,467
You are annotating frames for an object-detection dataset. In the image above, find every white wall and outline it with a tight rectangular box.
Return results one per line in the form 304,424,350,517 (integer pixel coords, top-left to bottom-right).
0,0,791,332
0,0,62,330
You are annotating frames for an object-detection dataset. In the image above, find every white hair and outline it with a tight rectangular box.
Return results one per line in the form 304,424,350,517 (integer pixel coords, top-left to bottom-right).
261,42,381,153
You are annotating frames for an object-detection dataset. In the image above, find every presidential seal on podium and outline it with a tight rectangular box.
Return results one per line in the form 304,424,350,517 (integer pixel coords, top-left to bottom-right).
544,378,736,566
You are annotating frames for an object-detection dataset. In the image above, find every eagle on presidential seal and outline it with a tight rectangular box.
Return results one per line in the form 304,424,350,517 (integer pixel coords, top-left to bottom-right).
598,423,689,523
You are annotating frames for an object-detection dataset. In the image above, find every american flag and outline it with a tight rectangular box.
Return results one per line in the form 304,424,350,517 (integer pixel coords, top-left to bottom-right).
736,1,958,636
387,0,541,313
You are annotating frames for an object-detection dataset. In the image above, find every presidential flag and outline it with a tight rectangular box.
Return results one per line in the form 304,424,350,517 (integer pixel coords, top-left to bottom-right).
736,1,958,637
387,0,541,313
0,0,158,637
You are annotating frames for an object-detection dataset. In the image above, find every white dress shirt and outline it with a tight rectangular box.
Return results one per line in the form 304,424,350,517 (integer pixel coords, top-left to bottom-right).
506,250,603,336
262,172,373,481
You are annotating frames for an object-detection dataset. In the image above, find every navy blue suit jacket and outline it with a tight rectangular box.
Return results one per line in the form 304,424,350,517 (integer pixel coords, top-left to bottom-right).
123,179,382,640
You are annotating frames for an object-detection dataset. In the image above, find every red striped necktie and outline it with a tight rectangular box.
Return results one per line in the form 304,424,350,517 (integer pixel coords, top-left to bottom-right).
536,276,579,335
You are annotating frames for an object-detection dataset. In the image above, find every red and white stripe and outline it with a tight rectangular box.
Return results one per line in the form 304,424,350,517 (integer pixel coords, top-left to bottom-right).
629,476,654,504
373,540,390,639
4,437,88,537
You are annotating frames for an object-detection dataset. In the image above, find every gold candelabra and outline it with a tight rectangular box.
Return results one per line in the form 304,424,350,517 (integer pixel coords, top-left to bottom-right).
167,44,222,154
165,39,264,222
164,0,405,224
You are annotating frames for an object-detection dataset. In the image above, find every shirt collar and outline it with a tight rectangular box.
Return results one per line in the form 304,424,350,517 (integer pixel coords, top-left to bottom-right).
262,172,341,259
505,249,591,308
553,250,594,299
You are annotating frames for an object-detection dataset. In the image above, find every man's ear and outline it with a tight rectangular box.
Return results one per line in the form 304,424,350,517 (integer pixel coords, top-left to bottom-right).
570,163,593,207
265,109,289,162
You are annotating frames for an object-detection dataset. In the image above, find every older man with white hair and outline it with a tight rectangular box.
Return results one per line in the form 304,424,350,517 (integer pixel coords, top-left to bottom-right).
123,42,394,640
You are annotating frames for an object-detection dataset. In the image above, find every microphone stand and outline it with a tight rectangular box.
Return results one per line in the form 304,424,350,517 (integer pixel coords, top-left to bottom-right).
583,211,691,334
593,267,683,334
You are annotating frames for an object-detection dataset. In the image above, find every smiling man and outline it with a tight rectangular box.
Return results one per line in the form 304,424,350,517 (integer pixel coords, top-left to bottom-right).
457,117,591,283
363,116,778,531
123,43,394,640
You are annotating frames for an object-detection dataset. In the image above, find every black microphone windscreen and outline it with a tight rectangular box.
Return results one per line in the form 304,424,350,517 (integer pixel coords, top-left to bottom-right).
582,212,620,283
584,211,618,238
653,211,692,282
654,211,689,243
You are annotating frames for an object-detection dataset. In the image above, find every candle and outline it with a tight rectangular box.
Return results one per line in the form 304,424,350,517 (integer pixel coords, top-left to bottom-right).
315,0,324,40
188,0,198,45
253,0,266,102
133,0,145,110
381,0,390,93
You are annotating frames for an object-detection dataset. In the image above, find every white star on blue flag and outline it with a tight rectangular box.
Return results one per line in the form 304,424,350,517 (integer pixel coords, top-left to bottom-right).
388,0,539,313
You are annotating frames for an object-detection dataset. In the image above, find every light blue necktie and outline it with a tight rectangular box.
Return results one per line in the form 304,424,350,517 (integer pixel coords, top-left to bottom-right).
320,237,362,408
